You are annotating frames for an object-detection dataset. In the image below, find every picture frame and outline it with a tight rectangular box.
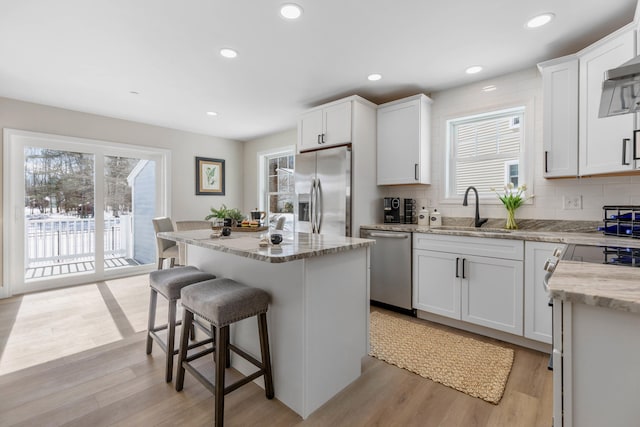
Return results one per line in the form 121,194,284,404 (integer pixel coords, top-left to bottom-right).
195,157,225,195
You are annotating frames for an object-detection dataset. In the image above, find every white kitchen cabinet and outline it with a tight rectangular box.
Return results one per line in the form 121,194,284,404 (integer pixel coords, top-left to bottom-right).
538,56,579,178
460,254,523,334
413,234,524,335
579,26,637,175
298,100,352,151
524,241,565,344
376,94,432,185
413,249,460,319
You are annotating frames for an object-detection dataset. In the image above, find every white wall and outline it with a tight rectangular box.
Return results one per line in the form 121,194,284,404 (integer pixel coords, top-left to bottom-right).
242,128,297,214
0,96,244,288
382,67,640,222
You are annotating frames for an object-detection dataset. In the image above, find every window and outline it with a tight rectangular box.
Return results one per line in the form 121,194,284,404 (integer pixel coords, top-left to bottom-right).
446,107,525,198
258,147,295,230
4,128,169,297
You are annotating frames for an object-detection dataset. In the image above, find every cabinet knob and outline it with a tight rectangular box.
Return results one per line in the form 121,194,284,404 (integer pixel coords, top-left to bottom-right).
543,258,557,273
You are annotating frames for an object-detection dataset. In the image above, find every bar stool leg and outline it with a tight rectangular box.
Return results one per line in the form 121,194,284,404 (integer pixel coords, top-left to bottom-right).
258,313,275,399
215,325,229,427
165,300,177,382
176,309,193,392
146,289,158,355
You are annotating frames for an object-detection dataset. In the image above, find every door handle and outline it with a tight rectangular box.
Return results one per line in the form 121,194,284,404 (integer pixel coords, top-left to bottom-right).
622,138,630,165
634,131,640,161
415,163,419,180
369,232,409,239
462,258,466,279
455,257,460,278
321,133,326,144
544,151,549,173
316,179,323,233
309,179,316,233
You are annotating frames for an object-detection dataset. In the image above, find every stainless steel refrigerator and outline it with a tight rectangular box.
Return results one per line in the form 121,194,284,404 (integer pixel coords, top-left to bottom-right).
294,145,351,236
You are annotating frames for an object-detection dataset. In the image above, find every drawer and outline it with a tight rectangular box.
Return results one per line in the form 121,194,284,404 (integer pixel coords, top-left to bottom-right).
413,233,524,260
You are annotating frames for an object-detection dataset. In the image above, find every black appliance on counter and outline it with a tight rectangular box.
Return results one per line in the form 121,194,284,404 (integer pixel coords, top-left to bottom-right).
403,198,417,224
383,197,401,223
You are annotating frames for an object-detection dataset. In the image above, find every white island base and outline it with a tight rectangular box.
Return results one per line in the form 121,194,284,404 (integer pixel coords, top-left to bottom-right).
188,244,370,419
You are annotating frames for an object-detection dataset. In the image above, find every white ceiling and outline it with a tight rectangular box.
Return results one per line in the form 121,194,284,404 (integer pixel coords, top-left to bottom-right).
0,0,637,141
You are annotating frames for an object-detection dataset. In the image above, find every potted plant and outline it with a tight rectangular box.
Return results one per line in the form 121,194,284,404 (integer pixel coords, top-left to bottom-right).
226,207,245,227
205,204,245,227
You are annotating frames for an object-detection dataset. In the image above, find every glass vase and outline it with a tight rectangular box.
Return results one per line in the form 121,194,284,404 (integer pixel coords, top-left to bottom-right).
505,208,518,230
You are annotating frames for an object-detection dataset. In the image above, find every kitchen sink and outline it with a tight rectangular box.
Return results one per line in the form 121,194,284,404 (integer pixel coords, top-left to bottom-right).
435,226,513,234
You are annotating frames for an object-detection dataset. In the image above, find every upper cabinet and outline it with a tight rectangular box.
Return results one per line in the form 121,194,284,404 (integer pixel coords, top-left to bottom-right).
539,56,579,177
376,94,432,185
539,24,639,178
579,27,637,175
298,99,352,151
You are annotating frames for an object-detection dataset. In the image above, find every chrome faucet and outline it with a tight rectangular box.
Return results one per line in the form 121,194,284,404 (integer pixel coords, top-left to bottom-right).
462,186,488,228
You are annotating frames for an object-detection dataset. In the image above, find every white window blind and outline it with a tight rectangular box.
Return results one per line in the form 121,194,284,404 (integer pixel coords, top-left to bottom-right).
447,107,525,198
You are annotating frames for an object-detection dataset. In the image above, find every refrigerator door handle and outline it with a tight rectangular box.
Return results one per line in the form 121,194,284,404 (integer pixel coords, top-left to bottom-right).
309,178,317,233
316,178,323,233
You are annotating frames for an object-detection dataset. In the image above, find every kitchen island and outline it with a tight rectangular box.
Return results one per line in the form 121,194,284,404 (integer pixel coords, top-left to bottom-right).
157,229,374,419
548,260,640,427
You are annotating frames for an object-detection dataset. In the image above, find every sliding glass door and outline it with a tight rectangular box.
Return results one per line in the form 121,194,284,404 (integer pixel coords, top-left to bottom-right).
4,129,169,296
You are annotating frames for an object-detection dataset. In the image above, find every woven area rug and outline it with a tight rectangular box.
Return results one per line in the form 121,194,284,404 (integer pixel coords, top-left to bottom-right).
369,311,514,404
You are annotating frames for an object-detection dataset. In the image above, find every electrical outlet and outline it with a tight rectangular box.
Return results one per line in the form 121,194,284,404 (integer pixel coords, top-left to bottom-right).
563,195,582,210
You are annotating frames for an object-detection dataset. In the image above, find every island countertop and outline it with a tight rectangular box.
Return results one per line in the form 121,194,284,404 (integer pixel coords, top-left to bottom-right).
157,229,374,263
548,260,640,314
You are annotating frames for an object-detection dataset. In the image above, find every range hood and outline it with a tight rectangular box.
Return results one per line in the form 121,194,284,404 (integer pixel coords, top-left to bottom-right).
599,55,640,118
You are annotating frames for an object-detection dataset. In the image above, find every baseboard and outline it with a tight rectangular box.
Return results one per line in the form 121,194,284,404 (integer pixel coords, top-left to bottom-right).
416,310,552,354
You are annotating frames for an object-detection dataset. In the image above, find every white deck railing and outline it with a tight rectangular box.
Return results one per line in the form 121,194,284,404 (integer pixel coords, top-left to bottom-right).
25,216,131,266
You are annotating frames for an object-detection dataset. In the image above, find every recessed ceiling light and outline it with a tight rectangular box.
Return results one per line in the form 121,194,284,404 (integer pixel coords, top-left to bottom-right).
129,91,139,95
526,13,555,28
482,85,497,92
206,111,218,116
280,3,303,19
220,48,238,59
465,66,483,74
367,73,382,81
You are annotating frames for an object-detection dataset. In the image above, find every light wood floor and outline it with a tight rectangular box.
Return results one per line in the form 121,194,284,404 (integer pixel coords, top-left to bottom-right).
0,274,553,426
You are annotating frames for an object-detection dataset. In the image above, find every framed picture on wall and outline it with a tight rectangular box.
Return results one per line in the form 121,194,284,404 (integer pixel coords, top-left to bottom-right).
196,157,225,195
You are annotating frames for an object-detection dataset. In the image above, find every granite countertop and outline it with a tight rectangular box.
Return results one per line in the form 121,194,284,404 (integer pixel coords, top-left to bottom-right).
548,260,640,314
360,218,640,249
158,229,374,264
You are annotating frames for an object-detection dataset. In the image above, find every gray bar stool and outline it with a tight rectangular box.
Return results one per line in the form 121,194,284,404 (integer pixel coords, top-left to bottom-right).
175,278,274,427
146,266,217,382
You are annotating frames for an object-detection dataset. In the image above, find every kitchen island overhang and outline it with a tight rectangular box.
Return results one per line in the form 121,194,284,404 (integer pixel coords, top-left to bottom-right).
157,230,374,419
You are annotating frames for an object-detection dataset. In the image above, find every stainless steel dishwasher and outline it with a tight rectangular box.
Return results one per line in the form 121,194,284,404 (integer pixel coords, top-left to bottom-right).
360,229,415,315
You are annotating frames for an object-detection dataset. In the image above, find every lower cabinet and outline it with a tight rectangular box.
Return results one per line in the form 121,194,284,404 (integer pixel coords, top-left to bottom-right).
413,234,524,335
524,241,564,344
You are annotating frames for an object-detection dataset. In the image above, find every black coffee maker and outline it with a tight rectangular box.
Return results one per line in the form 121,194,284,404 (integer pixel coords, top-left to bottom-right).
383,197,401,223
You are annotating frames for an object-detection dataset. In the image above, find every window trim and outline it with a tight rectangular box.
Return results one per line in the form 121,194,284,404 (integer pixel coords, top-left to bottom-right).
442,102,534,204
257,146,296,213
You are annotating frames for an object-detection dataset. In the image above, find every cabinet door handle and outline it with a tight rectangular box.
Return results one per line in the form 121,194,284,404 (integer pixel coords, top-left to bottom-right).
321,133,326,144
455,257,460,278
415,163,419,181
544,151,549,173
634,131,640,161
462,258,466,279
622,138,630,165
317,134,321,144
